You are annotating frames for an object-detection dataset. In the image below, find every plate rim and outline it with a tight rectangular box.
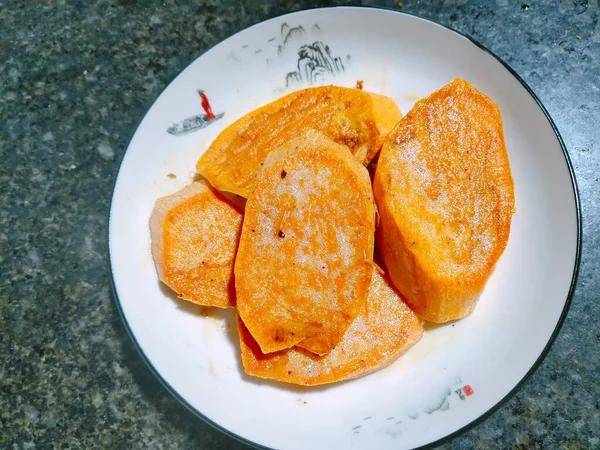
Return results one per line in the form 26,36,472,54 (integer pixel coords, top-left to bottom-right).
106,6,582,449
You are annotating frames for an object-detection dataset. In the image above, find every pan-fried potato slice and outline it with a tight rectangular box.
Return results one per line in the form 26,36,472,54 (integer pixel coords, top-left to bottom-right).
374,78,515,323
196,86,402,198
149,181,243,308
237,270,423,386
235,129,376,355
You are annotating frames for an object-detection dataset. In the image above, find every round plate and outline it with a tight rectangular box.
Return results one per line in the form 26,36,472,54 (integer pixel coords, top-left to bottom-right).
108,7,580,450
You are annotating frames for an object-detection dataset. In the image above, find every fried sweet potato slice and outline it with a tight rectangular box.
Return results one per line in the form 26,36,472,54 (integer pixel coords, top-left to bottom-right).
374,78,515,323
149,181,243,308
237,270,423,386
196,86,402,198
235,129,376,355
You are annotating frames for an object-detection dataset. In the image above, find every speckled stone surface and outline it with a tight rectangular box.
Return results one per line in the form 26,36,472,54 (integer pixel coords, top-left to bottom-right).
1,0,598,448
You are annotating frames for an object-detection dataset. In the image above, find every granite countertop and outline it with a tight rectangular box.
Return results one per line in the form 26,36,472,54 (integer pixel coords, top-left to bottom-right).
1,0,598,448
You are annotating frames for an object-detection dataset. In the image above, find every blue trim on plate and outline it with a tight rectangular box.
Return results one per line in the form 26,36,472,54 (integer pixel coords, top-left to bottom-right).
107,6,582,449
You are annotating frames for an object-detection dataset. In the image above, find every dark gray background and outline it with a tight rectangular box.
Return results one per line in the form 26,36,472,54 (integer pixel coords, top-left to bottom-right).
1,1,598,448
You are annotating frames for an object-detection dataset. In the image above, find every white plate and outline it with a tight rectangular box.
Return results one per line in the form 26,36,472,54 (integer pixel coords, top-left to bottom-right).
108,7,581,449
